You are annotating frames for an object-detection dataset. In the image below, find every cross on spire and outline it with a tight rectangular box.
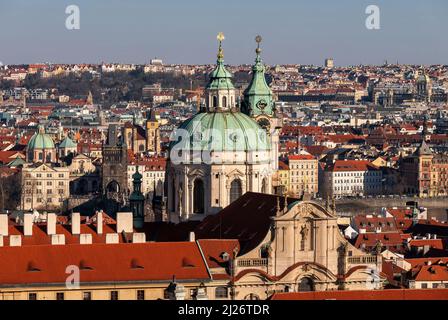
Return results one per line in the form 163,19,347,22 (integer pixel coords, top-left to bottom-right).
217,32,225,60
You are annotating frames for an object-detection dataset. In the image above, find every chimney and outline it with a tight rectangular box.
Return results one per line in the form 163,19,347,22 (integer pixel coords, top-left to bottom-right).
189,231,195,242
116,212,133,233
51,234,65,245
0,214,8,236
10,235,22,247
47,213,56,235
71,212,80,235
80,234,92,244
132,233,146,243
23,213,33,236
106,233,119,244
97,211,103,234
0,236,3,247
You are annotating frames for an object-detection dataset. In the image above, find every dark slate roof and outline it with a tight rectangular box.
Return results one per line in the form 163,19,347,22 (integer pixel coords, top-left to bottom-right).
415,140,433,156
194,192,299,255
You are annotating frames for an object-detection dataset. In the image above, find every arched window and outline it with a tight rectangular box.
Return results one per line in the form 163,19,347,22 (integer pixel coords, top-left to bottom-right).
298,277,314,292
222,96,227,109
193,179,205,214
230,179,242,203
261,178,268,194
244,293,260,300
212,96,218,109
215,286,228,299
106,180,120,193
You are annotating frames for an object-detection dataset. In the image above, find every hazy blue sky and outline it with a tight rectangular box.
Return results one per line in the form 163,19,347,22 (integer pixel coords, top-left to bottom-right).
0,0,447,66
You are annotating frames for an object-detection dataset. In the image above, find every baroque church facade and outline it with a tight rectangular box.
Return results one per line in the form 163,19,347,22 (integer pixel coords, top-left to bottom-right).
166,34,282,223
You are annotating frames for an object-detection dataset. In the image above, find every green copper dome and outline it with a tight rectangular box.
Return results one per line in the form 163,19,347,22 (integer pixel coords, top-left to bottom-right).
27,125,55,150
59,136,77,149
170,111,271,152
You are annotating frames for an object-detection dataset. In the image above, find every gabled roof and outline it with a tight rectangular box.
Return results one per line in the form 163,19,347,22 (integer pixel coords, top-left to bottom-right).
0,242,210,286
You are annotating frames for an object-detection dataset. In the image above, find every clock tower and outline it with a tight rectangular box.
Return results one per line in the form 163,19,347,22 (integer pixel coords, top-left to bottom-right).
242,36,282,171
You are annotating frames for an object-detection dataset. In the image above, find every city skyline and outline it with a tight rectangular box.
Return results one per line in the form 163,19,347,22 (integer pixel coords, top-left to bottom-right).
0,0,447,66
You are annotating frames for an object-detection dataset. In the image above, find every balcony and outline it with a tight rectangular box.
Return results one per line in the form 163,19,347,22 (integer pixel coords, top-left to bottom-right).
237,258,268,268
347,255,377,265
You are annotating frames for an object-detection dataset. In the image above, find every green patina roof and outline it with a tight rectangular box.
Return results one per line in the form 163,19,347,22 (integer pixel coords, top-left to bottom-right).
27,125,55,150
130,166,145,201
59,136,77,149
207,41,234,91
7,156,26,167
242,43,274,117
170,111,271,152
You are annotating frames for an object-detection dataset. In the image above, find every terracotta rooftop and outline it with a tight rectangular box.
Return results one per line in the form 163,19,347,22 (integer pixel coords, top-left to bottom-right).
270,288,448,300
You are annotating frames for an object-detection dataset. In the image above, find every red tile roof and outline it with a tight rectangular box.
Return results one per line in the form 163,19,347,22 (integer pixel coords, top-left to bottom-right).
197,239,240,269
354,232,404,250
270,289,448,300
327,160,379,172
288,154,315,161
353,215,398,233
0,242,210,285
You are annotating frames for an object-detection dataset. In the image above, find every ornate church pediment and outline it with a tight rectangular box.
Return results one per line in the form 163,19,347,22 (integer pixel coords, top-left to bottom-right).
226,168,245,179
278,201,334,221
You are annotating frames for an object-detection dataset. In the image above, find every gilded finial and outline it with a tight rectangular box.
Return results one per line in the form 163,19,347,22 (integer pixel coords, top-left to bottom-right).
217,32,225,60
255,35,262,55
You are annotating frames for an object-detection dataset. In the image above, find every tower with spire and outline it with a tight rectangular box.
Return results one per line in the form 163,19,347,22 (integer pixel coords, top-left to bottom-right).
205,32,237,112
129,166,145,228
241,35,274,117
166,33,275,223
242,35,282,171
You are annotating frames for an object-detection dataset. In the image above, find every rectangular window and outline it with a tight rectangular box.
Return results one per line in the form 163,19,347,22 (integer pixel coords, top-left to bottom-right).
137,290,145,300
110,291,119,300
29,293,37,300
421,283,428,289
56,292,64,300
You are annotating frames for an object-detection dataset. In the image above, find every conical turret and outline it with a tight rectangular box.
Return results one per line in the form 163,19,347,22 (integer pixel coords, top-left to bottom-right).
242,35,274,117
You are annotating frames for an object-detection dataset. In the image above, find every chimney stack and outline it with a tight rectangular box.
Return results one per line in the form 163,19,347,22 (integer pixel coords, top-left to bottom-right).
97,211,103,234
116,212,133,233
71,212,80,235
0,214,9,236
23,213,33,236
189,231,195,242
47,213,56,235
